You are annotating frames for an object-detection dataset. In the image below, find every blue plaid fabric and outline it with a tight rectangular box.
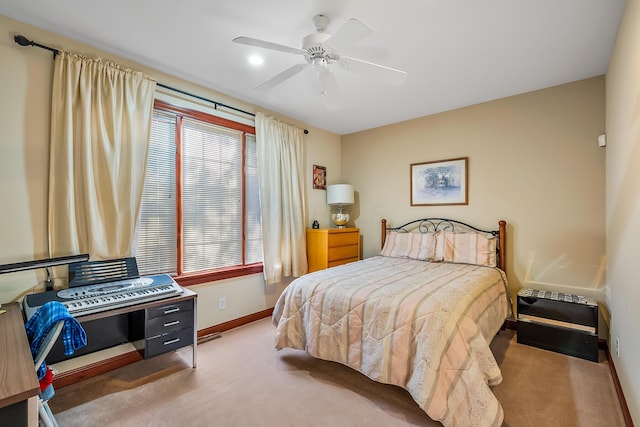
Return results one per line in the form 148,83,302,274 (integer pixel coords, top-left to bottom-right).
25,301,87,379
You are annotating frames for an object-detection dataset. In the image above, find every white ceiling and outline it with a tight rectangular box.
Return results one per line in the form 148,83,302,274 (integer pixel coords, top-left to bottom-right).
1,0,627,135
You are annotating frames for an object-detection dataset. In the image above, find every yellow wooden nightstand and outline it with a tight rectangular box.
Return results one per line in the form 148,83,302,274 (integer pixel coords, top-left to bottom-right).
306,228,360,273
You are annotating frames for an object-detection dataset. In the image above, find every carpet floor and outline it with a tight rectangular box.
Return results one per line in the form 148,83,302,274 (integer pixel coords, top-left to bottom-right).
50,318,625,426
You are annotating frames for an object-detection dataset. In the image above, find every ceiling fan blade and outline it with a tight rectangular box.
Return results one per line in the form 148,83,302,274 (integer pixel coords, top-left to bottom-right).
232,36,305,55
340,56,408,86
254,63,308,91
325,18,373,49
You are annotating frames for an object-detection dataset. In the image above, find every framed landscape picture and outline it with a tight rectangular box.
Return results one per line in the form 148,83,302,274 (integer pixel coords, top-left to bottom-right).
410,157,468,206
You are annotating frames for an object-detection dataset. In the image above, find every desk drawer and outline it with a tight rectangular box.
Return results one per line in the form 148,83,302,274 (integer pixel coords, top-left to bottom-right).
147,310,194,337
147,299,193,320
145,328,194,358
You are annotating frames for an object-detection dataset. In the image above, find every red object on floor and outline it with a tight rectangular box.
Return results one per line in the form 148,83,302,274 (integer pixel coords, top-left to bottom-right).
39,366,53,391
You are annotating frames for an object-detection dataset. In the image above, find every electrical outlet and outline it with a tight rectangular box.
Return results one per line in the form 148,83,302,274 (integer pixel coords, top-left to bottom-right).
218,297,226,310
616,338,620,358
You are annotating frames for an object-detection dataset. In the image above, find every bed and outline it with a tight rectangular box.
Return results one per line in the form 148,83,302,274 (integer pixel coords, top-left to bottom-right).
272,218,512,427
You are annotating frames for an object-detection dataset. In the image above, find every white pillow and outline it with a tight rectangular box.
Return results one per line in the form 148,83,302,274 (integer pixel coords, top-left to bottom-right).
381,231,435,261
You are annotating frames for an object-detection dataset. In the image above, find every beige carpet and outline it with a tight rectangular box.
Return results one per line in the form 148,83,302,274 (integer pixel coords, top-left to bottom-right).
50,318,625,427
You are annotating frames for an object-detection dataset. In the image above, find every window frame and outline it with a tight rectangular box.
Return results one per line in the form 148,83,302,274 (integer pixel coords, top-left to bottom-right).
151,99,263,287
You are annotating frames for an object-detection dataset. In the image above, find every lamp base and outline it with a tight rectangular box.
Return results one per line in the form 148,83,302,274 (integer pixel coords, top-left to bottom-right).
331,210,350,229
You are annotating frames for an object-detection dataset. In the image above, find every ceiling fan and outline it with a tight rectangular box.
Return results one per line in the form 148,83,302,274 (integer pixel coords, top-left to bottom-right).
232,15,407,108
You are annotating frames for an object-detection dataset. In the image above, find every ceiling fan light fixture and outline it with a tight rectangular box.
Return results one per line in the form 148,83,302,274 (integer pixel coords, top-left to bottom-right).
311,57,329,69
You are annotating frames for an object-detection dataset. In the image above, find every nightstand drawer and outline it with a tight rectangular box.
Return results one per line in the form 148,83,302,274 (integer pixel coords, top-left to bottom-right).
328,257,359,267
328,231,359,247
328,244,359,262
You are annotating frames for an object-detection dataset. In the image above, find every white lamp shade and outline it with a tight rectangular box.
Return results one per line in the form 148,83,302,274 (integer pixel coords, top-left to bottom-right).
326,184,354,205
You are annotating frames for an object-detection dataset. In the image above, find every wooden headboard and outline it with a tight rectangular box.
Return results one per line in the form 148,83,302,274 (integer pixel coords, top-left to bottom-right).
381,218,507,271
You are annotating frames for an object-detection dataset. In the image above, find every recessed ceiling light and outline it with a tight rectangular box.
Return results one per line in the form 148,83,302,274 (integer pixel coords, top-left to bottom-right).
248,55,263,65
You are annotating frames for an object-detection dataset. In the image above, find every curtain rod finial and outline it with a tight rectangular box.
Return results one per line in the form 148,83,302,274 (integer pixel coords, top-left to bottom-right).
14,34,33,47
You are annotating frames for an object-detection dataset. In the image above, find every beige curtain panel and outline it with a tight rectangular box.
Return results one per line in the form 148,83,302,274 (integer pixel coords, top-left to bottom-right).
256,112,308,285
48,51,156,260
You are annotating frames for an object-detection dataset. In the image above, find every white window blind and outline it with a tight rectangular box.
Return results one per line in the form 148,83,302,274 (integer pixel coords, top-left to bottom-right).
244,134,263,264
136,110,177,275
182,119,242,273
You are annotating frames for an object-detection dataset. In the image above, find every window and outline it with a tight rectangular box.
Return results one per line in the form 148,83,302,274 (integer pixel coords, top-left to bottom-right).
136,100,263,285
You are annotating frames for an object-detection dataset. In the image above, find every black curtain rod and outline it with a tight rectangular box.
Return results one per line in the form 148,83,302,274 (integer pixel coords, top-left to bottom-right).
13,34,309,134
14,34,59,58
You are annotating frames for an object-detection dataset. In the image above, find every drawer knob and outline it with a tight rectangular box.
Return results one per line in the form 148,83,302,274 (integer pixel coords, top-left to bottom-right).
164,338,180,346
163,307,180,314
164,320,180,327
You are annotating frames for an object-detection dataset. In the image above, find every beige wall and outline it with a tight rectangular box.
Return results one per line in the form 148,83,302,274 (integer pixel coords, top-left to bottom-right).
605,0,640,422
0,15,341,330
342,77,607,318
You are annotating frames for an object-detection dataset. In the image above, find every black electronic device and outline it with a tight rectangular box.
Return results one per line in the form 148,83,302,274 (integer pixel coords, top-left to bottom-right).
517,288,598,362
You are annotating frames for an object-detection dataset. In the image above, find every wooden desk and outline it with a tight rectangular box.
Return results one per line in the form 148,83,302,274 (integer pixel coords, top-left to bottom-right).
0,303,39,427
46,289,198,369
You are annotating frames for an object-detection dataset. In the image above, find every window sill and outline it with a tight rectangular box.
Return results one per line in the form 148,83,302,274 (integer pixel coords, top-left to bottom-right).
175,264,263,287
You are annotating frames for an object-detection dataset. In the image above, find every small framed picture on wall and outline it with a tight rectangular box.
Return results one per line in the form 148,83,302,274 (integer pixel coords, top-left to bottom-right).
313,165,326,190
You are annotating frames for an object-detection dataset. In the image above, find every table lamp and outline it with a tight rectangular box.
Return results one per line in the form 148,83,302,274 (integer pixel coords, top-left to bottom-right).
326,184,354,228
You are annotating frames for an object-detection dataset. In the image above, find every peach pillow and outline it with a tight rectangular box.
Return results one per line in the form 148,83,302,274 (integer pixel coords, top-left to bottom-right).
435,231,497,267
381,231,435,261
